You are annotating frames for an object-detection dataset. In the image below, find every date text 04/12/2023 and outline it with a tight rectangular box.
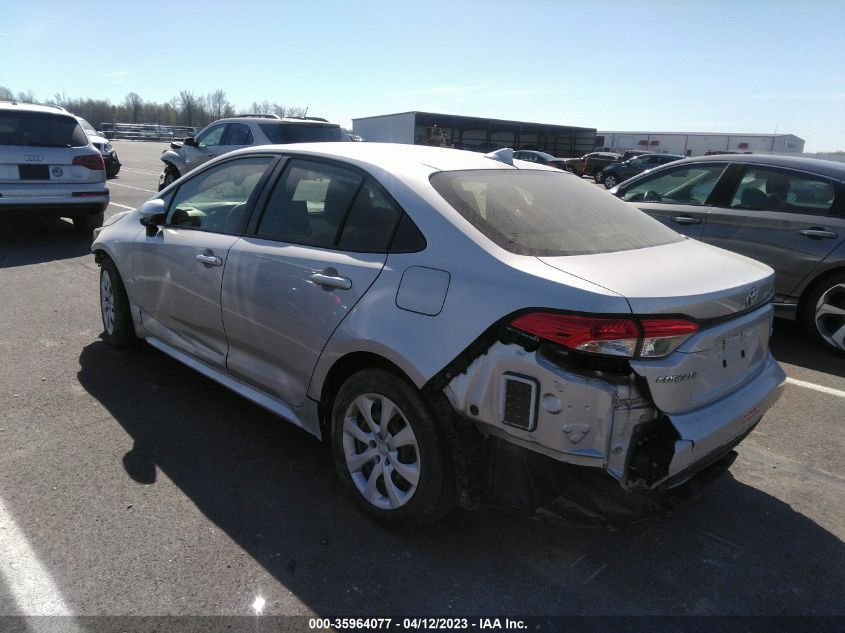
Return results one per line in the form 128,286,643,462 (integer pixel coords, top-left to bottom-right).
307,618,528,630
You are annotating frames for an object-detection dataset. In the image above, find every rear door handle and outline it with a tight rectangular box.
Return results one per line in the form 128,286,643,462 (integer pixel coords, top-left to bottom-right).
308,272,352,290
673,216,702,225
196,254,223,266
799,228,838,239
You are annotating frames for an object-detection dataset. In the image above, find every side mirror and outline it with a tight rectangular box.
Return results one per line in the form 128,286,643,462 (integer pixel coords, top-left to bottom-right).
139,199,167,236
183,136,197,147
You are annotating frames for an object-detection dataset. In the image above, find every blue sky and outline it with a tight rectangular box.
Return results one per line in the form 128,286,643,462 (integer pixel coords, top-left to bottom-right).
1,0,843,151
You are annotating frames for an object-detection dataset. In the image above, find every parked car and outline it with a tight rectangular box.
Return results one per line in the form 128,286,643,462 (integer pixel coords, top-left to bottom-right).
0,101,108,233
602,153,685,189
93,143,785,525
76,116,121,178
512,150,567,169
158,114,344,190
609,154,845,354
562,151,622,179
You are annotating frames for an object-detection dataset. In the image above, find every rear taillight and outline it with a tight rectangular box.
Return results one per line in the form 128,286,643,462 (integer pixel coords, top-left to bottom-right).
639,318,700,357
510,313,699,358
72,154,105,171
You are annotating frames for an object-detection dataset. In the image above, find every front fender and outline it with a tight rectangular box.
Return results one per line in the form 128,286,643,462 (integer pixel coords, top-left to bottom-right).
159,149,187,174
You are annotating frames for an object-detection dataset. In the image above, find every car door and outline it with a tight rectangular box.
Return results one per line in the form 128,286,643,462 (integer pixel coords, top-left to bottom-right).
616,162,731,239
184,123,227,172
133,155,276,368
700,164,845,300
222,158,404,407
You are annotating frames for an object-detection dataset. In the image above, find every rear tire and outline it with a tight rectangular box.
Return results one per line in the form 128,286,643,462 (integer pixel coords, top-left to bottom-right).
99,256,136,348
802,272,845,355
72,212,104,236
594,170,605,184
604,173,619,189
331,369,454,527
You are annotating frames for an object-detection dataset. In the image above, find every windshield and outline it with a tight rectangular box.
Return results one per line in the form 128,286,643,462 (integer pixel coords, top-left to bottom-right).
430,169,683,256
259,122,343,143
0,111,89,147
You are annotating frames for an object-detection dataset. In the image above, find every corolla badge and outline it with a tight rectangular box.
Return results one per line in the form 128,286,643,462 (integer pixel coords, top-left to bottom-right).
656,371,698,383
745,286,759,308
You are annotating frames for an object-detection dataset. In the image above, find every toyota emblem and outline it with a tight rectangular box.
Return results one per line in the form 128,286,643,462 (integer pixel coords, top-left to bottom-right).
745,286,759,308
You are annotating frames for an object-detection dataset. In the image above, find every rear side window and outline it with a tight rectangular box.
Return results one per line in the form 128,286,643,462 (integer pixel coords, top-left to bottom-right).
223,123,254,146
337,179,403,252
0,112,88,147
621,163,727,206
257,159,362,247
258,123,343,144
431,170,682,256
730,166,836,215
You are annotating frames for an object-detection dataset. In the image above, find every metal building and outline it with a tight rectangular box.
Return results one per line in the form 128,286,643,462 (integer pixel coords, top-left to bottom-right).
596,131,805,157
352,111,596,157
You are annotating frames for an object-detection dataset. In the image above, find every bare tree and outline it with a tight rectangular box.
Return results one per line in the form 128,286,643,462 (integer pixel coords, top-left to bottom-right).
124,92,143,123
249,100,273,115
0,85,13,100
53,90,69,108
179,90,198,127
16,90,35,103
209,89,230,120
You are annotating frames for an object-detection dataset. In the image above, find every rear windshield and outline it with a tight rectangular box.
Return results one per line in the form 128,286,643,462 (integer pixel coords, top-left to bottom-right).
430,169,683,256
0,112,89,147
259,123,343,144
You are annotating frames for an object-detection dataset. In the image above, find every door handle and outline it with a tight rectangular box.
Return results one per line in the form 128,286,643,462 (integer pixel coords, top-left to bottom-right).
196,254,223,266
673,216,702,225
798,228,838,239
308,272,352,290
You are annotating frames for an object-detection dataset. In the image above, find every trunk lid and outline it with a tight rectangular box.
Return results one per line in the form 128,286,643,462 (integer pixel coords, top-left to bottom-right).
538,238,775,320
539,238,776,412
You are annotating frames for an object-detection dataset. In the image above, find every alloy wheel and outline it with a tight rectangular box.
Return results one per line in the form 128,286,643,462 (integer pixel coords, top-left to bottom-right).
100,270,115,335
604,174,617,188
814,283,845,351
342,393,421,510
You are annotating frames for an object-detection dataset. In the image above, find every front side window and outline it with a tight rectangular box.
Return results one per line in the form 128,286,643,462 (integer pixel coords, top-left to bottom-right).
730,166,836,215
431,170,682,256
196,124,226,146
166,156,273,233
256,159,363,248
621,163,727,205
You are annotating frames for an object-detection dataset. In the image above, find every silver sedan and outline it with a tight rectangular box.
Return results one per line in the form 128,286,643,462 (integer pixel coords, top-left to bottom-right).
92,143,785,526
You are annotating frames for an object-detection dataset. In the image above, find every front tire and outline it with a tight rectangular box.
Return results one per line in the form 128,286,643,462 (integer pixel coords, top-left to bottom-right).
803,272,845,354
604,173,619,189
331,369,454,527
99,256,136,348
158,165,180,192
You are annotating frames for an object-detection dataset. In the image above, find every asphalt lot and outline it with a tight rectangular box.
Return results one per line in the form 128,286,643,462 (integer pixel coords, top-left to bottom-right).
0,140,843,619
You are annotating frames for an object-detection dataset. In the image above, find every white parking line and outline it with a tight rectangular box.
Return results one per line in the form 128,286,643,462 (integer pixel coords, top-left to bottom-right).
108,182,157,194
0,495,72,615
109,202,134,210
120,167,160,176
785,377,845,399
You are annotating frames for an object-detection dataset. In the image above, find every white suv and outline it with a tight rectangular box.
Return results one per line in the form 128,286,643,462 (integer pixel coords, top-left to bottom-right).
158,114,344,190
0,101,109,233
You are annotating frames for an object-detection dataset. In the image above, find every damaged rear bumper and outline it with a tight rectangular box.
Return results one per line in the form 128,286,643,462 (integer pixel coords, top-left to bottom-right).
443,340,785,493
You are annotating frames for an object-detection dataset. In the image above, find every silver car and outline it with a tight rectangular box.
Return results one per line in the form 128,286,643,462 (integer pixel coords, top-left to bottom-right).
1,101,109,233
610,154,845,354
92,143,785,526
158,114,344,190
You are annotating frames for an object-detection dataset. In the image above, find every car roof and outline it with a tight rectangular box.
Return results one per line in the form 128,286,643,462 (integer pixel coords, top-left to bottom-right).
679,153,845,178
228,142,553,175
219,116,340,126
0,101,73,117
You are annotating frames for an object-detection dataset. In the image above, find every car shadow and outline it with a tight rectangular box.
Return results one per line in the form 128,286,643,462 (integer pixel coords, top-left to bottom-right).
770,318,845,378
76,340,845,615
0,215,92,268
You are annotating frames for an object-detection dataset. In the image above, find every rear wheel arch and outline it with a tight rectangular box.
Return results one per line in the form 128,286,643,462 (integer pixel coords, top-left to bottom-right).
797,266,845,322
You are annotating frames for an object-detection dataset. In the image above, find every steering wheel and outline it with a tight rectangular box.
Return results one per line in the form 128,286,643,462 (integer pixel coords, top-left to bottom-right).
644,190,663,202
